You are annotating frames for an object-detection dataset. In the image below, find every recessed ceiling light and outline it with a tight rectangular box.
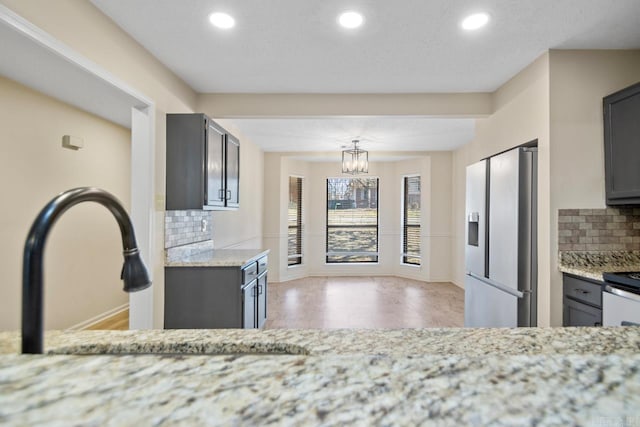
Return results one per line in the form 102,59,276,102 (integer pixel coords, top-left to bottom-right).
461,13,489,31
338,11,364,29
209,12,235,29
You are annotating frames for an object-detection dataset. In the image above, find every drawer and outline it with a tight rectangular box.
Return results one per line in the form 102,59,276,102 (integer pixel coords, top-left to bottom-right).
563,274,602,308
242,262,258,285
257,256,268,274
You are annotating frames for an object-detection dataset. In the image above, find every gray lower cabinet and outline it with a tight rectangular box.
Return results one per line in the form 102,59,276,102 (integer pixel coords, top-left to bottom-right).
257,272,267,329
562,273,603,327
242,280,256,329
165,256,267,329
563,297,602,327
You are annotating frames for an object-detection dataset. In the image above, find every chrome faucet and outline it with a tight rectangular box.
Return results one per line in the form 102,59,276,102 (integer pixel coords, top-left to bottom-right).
22,187,152,354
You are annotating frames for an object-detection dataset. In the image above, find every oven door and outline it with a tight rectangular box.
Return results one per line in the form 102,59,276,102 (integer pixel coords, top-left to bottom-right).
603,285,640,326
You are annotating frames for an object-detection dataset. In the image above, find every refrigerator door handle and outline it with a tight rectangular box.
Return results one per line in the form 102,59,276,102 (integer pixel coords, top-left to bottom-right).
467,272,524,298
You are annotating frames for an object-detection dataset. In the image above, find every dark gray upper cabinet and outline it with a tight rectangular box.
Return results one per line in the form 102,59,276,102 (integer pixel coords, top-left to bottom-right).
224,133,240,208
604,81,640,205
166,113,240,210
205,119,226,208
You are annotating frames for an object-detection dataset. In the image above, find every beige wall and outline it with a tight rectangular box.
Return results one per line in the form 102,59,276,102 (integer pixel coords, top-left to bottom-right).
198,93,492,117
1,0,199,328
451,53,551,324
262,154,310,282
0,76,131,329
548,49,640,325
263,153,453,283
421,152,454,282
262,154,286,282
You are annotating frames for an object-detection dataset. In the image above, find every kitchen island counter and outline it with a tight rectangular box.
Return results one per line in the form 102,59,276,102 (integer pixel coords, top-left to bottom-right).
1,327,639,357
1,327,638,425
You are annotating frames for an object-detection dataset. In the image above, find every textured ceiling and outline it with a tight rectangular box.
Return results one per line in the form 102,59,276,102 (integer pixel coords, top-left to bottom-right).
223,117,474,152
90,0,640,152
91,0,640,93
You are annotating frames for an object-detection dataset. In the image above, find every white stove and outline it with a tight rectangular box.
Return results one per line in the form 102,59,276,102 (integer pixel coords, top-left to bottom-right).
602,272,640,327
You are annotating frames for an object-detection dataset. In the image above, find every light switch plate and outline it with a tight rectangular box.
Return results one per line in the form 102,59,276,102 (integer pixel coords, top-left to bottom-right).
155,194,165,211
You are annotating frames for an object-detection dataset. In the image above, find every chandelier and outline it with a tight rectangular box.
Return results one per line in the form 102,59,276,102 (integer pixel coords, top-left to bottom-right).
341,140,368,174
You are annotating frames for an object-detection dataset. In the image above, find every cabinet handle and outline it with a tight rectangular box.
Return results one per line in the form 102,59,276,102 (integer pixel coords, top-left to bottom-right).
226,190,231,200
251,286,257,297
258,284,263,295
574,289,589,294
218,189,224,201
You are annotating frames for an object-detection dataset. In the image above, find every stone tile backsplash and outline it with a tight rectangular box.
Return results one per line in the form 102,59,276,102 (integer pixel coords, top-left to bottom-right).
558,208,640,251
165,210,212,248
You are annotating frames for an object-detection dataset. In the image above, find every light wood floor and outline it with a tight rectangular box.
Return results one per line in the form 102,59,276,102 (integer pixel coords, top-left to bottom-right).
264,276,464,329
86,309,129,330
88,277,465,330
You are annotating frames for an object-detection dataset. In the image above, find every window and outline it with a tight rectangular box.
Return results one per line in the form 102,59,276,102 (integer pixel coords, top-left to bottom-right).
326,177,379,263
402,175,421,265
288,177,303,266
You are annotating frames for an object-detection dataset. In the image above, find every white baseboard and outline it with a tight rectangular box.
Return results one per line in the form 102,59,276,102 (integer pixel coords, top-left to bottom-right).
451,280,465,290
66,303,129,331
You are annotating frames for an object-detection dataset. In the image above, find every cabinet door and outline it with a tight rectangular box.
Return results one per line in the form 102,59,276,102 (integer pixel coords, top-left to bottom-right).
604,83,640,204
257,273,267,329
166,114,207,210
563,297,602,327
243,281,256,329
206,121,226,207
165,267,243,329
225,134,240,208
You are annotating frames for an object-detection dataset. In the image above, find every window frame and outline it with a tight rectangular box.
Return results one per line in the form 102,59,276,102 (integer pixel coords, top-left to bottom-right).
325,177,379,264
401,174,421,266
287,176,303,267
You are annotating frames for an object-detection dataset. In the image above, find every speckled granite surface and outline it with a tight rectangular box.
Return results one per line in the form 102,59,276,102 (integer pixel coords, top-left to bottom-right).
2,352,639,426
1,328,639,356
1,328,640,425
558,250,640,280
165,246,269,267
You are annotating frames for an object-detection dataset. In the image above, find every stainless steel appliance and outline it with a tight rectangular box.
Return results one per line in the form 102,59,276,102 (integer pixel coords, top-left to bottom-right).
602,272,640,326
464,146,538,327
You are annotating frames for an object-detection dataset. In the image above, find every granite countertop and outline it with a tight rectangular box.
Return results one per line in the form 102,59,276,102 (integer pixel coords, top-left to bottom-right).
165,240,269,267
1,327,640,425
1,328,639,356
558,250,640,281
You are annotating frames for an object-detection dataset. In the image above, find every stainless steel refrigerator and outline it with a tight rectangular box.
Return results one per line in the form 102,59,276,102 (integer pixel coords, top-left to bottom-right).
464,146,537,327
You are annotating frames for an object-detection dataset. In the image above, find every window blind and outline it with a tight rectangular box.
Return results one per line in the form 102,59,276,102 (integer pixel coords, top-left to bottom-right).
403,176,421,265
288,177,303,266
